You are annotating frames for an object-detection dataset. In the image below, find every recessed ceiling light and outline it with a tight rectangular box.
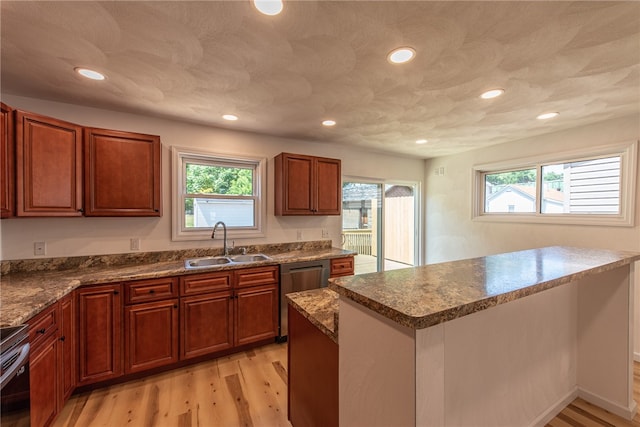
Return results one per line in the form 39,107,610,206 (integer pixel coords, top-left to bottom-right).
387,47,416,64
322,120,336,127
74,67,105,80
222,114,238,121
480,89,504,99
416,139,428,144
253,0,283,16
536,112,559,120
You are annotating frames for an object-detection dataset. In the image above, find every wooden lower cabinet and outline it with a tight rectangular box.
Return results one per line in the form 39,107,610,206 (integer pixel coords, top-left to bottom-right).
125,299,179,373
288,306,338,427
58,294,76,406
180,291,234,359
30,332,59,427
77,283,123,386
235,283,278,346
27,300,65,427
330,256,354,278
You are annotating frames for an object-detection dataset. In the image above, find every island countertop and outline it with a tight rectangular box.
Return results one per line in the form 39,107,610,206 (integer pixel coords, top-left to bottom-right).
329,246,640,330
286,288,339,343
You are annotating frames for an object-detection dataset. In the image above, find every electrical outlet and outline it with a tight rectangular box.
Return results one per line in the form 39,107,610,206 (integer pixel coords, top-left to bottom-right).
322,229,330,238
296,230,303,240
130,238,140,251
34,242,46,256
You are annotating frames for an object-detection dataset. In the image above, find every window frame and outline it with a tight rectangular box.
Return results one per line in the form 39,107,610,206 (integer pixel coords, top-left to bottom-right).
472,140,637,227
171,146,267,241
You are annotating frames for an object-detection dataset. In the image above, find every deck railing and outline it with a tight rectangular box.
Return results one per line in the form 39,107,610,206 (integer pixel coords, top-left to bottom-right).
342,229,372,255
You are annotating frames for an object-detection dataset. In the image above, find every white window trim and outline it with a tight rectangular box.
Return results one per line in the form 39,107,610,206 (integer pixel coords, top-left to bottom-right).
171,146,267,241
472,140,637,227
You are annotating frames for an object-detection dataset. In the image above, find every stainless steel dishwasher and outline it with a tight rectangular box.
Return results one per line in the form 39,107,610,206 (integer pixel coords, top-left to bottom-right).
279,259,330,340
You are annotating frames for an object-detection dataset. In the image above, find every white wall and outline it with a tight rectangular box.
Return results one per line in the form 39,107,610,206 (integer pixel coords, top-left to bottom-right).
424,114,640,360
0,94,425,260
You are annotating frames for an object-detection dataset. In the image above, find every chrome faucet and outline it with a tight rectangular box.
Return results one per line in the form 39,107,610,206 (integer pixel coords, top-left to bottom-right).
212,221,229,256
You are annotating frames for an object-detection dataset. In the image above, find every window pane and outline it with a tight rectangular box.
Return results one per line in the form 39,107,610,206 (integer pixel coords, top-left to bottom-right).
186,163,253,195
185,198,255,228
484,169,537,213
541,156,620,214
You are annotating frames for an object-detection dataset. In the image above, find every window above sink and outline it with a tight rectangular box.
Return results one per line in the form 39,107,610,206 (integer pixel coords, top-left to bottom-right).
171,147,267,241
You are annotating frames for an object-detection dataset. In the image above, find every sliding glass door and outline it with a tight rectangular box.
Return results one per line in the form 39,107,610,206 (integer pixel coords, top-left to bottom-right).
342,180,419,274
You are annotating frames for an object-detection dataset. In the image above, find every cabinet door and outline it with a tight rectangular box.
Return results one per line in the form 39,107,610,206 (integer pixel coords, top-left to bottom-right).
84,128,161,216
125,299,179,373
1,103,14,218
15,110,83,216
274,153,314,215
180,291,233,360
58,294,76,406
235,284,278,346
30,332,58,427
315,157,341,215
77,284,123,385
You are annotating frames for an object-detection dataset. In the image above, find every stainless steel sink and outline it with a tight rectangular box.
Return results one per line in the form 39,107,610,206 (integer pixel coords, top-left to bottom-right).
230,254,271,263
184,254,271,269
184,256,232,269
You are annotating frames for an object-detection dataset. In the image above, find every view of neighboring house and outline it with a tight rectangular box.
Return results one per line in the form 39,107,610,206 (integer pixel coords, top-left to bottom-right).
485,155,622,215
486,184,563,213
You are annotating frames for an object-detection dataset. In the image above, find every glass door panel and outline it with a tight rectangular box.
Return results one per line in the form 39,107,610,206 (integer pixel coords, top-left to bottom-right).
342,182,382,274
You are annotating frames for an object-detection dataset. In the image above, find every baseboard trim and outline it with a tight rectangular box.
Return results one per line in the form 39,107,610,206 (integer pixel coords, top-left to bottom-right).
529,388,578,427
578,387,638,421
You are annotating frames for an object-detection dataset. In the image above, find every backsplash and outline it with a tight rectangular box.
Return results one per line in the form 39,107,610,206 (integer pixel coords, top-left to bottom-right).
1,240,333,275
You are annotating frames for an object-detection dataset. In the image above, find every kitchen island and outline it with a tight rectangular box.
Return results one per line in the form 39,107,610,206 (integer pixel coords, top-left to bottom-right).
323,246,639,427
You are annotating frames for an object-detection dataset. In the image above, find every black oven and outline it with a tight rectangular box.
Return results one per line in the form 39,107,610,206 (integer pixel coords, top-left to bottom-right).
1,324,30,426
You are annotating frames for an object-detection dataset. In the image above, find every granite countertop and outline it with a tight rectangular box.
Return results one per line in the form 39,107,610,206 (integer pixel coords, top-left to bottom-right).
286,288,339,344
329,246,640,330
1,244,354,327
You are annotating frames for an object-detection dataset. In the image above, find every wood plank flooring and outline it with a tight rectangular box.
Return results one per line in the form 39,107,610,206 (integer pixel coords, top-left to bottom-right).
53,345,640,427
53,344,291,427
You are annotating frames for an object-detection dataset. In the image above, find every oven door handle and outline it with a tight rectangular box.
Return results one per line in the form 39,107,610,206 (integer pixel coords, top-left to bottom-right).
0,343,29,390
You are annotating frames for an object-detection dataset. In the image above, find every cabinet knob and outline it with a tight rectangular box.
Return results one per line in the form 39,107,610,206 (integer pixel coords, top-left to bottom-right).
149,289,155,294
114,290,119,295
78,208,84,213
154,209,159,212
173,304,178,309
59,336,66,342
36,328,46,334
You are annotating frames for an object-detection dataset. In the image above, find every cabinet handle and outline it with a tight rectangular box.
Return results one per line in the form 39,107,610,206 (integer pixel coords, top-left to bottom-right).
36,328,46,334
59,336,66,342
154,209,159,212
114,290,119,295
78,208,84,213
149,289,155,294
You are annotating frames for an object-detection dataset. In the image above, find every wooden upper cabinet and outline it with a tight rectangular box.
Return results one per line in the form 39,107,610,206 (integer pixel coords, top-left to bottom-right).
1,103,14,218
15,110,83,216
274,152,341,216
84,128,161,216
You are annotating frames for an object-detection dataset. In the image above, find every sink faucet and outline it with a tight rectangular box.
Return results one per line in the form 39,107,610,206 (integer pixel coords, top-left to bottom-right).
212,221,229,256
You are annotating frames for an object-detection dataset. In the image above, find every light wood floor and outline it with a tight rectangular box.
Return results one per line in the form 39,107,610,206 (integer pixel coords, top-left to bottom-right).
54,343,291,427
53,345,640,427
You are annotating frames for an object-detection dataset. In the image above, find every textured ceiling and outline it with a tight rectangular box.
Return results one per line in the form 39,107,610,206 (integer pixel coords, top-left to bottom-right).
1,1,639,159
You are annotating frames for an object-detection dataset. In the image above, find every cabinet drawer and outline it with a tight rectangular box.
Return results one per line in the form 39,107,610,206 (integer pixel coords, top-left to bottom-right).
28,302,59,352
330,257,354,278
180,271,232,296
125,277,178,304
235,266,279,289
